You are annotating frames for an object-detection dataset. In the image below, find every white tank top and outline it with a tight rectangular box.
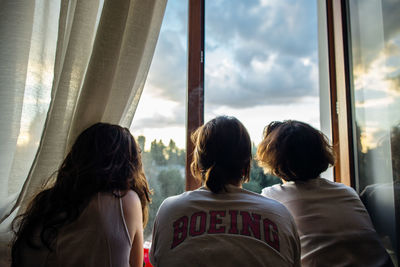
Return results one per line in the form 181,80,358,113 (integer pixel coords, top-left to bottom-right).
18,192,132,267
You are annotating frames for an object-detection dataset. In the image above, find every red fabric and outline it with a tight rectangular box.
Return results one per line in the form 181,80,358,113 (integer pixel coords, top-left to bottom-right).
144,247,153,267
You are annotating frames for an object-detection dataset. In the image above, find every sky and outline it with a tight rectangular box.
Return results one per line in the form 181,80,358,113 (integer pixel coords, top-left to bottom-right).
131,0,321,149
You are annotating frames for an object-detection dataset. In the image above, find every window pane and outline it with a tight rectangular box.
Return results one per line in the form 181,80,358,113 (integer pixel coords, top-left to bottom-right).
130,0,188,241
205,0,321,192
347,0,400,264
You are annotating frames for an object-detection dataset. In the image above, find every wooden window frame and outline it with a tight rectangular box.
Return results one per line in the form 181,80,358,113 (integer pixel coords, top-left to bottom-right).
186,0,205,191
326,0,355,187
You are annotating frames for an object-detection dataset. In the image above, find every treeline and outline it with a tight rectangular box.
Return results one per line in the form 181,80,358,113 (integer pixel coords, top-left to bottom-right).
137,136,185,166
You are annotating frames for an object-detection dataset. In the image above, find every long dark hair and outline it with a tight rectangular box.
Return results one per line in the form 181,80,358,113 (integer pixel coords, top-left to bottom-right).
191,116,252,193
11,123,151,265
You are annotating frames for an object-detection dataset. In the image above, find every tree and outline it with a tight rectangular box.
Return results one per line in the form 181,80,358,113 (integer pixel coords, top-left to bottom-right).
242,143,281,193
157,168,185,197
166,139,178,164
165,139,185,166
150,140,167,165
137,135,145,151
243,159,281,193
144,167,185,239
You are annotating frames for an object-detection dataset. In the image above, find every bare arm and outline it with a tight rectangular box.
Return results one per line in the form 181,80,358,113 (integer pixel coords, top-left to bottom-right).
121,190,144,267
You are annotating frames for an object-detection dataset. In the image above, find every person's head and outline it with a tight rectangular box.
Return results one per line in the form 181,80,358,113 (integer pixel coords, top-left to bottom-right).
256,120,335,181
58,122,149,205
191,116,252,193
12,123,150,260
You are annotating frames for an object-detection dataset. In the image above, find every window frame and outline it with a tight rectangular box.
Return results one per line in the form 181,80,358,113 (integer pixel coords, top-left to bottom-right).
186,0,205,190
326,0,355,186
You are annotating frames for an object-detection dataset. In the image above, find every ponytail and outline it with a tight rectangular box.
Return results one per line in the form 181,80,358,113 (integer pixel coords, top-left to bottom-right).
205,164,229,193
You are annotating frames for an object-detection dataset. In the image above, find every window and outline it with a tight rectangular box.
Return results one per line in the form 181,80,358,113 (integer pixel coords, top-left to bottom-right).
346,0,400,264
130,0,188,241
204,0,324,191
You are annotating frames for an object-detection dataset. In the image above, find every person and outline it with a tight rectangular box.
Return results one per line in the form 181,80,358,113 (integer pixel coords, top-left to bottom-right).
11,123,151,267
150,116,301,267
256,120,393,267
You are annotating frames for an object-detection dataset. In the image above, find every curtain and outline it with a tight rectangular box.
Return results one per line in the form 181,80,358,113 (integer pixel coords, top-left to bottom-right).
0,0,167,265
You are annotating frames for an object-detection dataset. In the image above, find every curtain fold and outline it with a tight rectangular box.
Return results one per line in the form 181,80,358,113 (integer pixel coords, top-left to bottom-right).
103,0,168,127
0,0,36,215
0,1,56,264
68,0,167,144
0,0,167,265
16,0,102,215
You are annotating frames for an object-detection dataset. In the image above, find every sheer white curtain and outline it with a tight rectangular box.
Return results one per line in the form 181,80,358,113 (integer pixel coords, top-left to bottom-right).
0,0,167,264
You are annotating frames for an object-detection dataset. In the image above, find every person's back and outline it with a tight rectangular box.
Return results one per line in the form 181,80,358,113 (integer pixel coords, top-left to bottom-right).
150,116,301,267
256,120,393,267
262,178,391,266
17,192,132,267
151,185,300,267
11,123,150,267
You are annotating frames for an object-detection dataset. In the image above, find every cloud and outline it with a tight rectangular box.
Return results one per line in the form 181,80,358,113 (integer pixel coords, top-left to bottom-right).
144,1,188,102
349,0,400,71
146,29,187,102
381,0,400,40
202,0,320,108
205,0,318,57
144,0,319,112
205,52,318,108
133,105,185,129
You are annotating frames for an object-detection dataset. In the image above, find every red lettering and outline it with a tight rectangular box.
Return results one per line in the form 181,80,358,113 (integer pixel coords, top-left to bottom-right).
263,218,280,251
189,211,207,236
228,210,239,234
240,211,261,239
208,210,226,234
171,216,188,249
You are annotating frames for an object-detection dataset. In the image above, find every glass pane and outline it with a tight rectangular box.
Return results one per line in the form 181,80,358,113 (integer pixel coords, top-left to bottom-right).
347,0,400,265
130,0,187,242
205,0,321,192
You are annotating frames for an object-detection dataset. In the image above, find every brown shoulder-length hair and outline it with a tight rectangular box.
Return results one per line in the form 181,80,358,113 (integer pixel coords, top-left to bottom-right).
191,116,252,193
11,123,151,266
256,120,335,181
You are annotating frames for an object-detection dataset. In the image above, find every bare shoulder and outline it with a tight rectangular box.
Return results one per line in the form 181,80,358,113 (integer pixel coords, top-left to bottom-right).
121,190,141,203
121,190,142,242
121,190,142,216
